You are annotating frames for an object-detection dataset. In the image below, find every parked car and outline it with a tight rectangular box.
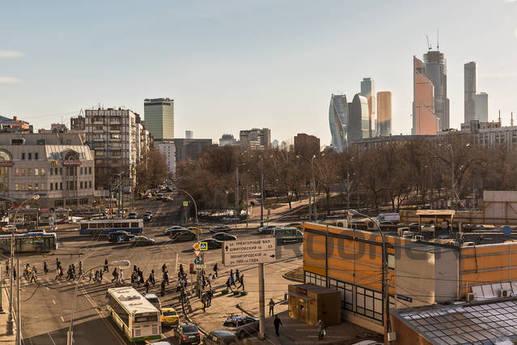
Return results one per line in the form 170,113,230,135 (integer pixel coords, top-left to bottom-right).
127,212,138,219
131,235,155,246
222,315,259,339
196,238,223,250
160,307,179,328
108,230,134,243
169,230,197,243
204,330,238,345
143,212,153,223
164,226,189,236
257,225,277,234
209,225,232,234
211,232,237,242
144,293,161,311
176,323,201,345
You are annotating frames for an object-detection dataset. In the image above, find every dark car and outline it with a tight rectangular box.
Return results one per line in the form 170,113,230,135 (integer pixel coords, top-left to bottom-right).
223,315,259,339
127,212,138,219
197,238,223,250
176,323,201,345
209,225,232,234
143,212,153,223
108,230,134,243
204,330,238,345
212,232,237,242
170,230,197,243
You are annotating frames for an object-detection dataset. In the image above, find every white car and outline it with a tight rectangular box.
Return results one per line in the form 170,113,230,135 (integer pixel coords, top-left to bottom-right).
258,225,277,234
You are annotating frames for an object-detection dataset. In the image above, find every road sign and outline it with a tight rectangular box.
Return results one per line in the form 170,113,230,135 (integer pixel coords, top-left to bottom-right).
199,242,208,251
223,238,276,266
183,201,189,207
194,256,204,265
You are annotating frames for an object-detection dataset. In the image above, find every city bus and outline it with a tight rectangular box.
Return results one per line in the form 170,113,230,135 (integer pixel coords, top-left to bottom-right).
0,232,57,253
106,287,161,342
79,219,144,236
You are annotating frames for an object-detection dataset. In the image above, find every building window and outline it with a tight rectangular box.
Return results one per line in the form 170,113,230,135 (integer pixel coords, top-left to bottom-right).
34,168,39,176
80,181,83,189
34,152,39,160
89,167,92,175
50,183,53,191
28,153,32,160
89,181,92,188
21,153,25,160
60,182,63,190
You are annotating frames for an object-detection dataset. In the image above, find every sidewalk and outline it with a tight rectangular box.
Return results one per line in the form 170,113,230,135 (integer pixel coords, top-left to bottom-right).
0,281,15,344
186,260,380,345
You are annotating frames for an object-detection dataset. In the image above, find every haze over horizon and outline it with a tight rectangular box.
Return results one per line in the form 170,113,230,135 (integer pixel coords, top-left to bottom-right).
2,0,517,145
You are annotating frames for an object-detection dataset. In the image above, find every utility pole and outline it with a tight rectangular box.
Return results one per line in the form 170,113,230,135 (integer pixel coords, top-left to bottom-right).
0,266,3,313
7,226,14,334
235,166,240,216
16,258,20,345
258,263,265,340
260,159,264,227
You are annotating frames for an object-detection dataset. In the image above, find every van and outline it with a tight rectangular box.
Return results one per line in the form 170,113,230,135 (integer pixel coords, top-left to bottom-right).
272,227,303,245
144,293,162,311
377,213,400,224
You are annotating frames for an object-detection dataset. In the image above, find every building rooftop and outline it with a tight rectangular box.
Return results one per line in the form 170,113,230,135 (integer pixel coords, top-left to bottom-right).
393,298,517,345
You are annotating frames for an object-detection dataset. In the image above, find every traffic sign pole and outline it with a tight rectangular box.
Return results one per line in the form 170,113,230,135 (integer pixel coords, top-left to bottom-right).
258,262,265,340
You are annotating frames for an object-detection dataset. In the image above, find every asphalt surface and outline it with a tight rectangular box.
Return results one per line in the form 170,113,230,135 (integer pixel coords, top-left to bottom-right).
10,200,303,345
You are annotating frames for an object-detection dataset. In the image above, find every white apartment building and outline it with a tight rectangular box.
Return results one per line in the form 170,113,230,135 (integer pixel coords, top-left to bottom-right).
0,132,95,208
155,140,176,176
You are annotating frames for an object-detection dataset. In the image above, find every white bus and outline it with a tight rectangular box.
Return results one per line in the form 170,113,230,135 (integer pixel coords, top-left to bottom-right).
106,287,161,342
79,218,144,236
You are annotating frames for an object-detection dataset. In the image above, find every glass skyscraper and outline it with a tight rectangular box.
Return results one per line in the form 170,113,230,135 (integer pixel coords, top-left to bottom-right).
144,98,174,140
329,94,348,152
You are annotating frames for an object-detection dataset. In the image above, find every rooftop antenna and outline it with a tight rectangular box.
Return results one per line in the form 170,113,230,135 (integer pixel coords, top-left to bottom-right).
426,35,432,51
512,112,514,127
437,29,440,50
498,110,502,124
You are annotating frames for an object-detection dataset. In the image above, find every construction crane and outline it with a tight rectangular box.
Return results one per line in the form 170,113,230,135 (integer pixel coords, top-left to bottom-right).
426,35,432,51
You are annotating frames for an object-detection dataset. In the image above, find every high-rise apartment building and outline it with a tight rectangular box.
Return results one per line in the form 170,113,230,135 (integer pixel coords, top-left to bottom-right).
219,134,238,146
464,62,488,123
84,108,142,191
70,115,85,131
360,78,377,137
239,128,271,150
329,94,349,152
412,57,440,135
377,91,392,136
156,141,176,176
349,94,370,142
423,50,450,130
144,98,174,140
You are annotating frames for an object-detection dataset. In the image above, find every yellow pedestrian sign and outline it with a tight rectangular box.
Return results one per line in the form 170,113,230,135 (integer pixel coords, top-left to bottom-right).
199,241,208,251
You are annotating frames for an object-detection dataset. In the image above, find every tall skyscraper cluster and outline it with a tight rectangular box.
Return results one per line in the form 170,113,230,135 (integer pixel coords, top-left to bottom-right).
412,45,490,136
464,62,488,124
329,78,392,152
412,48,450,135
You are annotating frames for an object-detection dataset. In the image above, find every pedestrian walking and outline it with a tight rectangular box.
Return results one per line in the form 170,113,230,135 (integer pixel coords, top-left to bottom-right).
274,315,282,337
239,274,245,291
43,261,48,274
112,268,119,283
104,258,109,272
269,298,275,316
235,269,240,282
212,263,218,278
201,293,207,312
160,280,166,297
317,320,326,340
145,279,150,294
99,269,103,282
5,260,9,276
163,271,169,285
162,263,167,273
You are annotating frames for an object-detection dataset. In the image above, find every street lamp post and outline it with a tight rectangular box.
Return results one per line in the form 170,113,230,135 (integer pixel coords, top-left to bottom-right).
348,209,391,343
7,194,40,335
67,259,130,345
176,189,198,224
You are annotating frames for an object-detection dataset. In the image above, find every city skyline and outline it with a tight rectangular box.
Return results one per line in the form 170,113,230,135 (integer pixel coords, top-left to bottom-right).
2,1,517,145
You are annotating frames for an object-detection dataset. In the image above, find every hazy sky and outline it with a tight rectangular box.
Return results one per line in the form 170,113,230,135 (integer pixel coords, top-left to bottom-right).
2,0,517,145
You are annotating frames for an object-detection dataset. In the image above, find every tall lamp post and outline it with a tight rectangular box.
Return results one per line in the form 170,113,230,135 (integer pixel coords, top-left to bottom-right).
348,209,392,343
8,193,40,336
176,189,198,224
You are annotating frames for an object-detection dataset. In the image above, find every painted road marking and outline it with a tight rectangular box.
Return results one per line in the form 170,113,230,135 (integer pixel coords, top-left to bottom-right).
52,299,56,305
60,315,64,322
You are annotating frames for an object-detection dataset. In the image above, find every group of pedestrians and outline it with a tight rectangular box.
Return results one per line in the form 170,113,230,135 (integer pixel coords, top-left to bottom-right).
225,269,245,291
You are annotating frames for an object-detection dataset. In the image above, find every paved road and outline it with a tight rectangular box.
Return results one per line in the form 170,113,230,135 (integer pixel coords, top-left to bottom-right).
13,211,302,345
